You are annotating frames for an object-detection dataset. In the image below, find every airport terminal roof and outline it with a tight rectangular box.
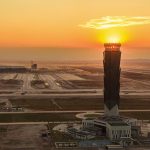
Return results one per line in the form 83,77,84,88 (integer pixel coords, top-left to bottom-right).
107,121,129,126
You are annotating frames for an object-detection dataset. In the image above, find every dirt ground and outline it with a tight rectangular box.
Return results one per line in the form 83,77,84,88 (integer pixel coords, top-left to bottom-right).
0,124,52,150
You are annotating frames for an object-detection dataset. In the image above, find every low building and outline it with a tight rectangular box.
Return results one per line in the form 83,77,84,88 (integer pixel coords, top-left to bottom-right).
131,126,141,137
82,118,94,128
67,127,95,140
123,117,137,126
55,142,78,148
106,121,131,141
82,116,132,141
105,144,124,150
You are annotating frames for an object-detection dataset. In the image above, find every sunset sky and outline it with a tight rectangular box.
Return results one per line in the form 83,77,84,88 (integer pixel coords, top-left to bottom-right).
0,0,150,61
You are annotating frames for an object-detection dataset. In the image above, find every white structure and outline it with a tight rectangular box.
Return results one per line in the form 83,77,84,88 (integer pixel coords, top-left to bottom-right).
82,119,94,128
105,144,124,150
82,117,132,141
106,121,131,141
104,105,119,117
123,118,137,126
67,127,95,140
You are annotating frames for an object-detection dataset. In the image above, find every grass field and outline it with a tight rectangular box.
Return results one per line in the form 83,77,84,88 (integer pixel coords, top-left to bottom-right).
0,112,80,123
9,97,150,111
0,111,149,123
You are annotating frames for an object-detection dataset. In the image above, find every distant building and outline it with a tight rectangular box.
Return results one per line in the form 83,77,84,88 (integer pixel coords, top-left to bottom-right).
31,63,37,70
0,66,27,73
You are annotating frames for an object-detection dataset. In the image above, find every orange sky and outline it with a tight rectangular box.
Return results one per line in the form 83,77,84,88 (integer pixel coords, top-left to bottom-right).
0,0,150,61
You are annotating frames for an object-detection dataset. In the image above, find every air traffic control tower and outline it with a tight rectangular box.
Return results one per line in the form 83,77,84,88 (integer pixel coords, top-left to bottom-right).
103,43,121,117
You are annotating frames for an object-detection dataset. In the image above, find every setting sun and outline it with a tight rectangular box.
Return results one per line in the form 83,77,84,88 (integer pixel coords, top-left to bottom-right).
97,29,129,44
106,35,121,43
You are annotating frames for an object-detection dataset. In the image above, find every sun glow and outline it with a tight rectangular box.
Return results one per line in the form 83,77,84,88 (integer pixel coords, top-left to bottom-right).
97,29,129,44
107,35,121,43
99,34,126,44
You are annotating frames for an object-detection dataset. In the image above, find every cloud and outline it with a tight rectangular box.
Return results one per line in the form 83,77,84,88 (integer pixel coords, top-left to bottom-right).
80,16,150,29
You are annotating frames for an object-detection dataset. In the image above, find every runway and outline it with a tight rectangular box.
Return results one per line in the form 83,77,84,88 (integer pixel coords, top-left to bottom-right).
0,109,150,114
0,89,150,99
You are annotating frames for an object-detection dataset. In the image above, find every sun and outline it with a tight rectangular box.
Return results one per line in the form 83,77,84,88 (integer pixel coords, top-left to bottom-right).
107,35,121,43
100,33,126,43
97,29,129,44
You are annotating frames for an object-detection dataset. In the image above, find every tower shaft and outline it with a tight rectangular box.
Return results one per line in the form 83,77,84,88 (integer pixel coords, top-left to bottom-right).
103,43,121,117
